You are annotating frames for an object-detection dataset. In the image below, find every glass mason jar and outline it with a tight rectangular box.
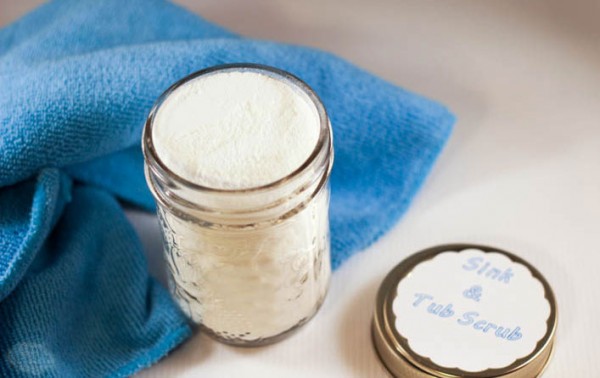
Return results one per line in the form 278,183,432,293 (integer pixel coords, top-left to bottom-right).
142,64,333,346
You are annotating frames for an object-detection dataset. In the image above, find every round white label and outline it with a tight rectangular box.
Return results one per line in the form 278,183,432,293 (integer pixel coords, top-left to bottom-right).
392,248,551,372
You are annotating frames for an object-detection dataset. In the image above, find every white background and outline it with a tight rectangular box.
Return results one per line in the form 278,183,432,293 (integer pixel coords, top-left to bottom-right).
2,0,599,376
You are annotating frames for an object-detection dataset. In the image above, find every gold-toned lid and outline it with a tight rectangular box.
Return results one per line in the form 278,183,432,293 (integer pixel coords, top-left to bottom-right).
372,244,557,377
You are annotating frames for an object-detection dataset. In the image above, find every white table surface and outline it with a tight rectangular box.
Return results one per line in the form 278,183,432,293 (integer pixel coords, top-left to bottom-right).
2,0,599,376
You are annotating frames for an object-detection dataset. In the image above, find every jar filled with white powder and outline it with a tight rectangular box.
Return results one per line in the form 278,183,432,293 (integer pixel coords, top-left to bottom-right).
142,64,333,346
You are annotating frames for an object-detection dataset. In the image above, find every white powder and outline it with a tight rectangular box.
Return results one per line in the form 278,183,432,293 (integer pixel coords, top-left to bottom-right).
152,71,320,189
150,69,331,343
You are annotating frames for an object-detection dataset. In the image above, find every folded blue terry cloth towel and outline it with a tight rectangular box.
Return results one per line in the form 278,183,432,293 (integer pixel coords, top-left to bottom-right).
0,0,455,376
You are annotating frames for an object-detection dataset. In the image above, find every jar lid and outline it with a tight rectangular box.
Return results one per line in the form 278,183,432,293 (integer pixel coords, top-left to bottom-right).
372,244,557,377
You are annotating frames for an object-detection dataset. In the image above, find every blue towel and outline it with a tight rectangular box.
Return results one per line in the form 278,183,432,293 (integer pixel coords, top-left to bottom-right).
0,0,455,376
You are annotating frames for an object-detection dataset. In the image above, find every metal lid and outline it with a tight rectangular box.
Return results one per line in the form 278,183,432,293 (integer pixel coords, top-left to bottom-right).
372,244,557,377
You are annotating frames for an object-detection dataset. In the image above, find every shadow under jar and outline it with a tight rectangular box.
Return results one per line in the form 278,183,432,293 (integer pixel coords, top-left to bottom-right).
142,64,333,346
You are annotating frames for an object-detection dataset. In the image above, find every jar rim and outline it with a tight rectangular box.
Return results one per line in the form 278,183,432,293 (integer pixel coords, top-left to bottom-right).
142,63,332,195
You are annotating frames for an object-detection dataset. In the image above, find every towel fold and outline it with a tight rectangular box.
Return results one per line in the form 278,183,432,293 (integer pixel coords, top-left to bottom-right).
0,0,454,376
